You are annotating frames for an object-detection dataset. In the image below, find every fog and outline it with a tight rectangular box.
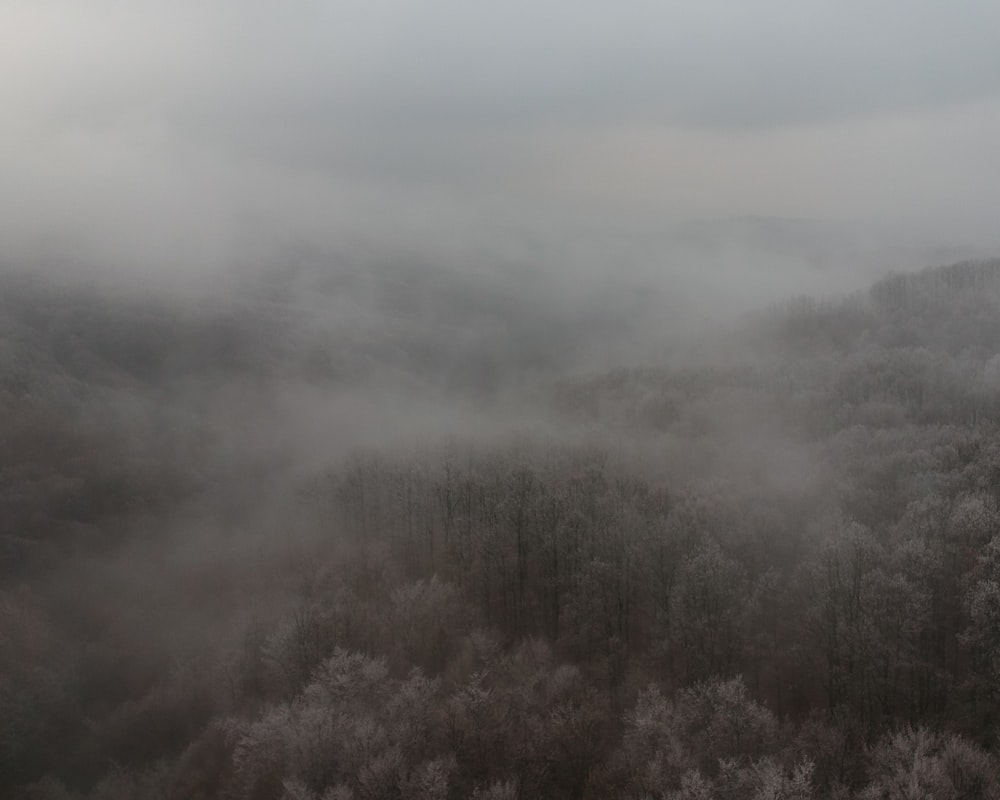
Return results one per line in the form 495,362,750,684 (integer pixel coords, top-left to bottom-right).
5,4,1000,799
4,0,1000,283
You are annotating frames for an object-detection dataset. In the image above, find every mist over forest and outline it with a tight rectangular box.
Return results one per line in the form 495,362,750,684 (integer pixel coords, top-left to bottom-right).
7,234,1000,800
6,3,1000,799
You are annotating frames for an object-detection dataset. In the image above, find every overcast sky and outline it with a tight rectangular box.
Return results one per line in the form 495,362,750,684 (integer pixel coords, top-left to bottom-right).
3,0,1000,275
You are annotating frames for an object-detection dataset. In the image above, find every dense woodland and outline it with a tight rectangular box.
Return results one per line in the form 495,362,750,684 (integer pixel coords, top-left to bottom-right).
4,258,1000,798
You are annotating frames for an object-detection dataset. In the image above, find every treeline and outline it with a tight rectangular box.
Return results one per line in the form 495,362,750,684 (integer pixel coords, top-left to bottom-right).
321,433,1000,727
556,261,1000,435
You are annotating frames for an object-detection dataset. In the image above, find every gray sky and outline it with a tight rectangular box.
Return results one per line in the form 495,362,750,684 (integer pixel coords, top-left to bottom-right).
3,0,1000,276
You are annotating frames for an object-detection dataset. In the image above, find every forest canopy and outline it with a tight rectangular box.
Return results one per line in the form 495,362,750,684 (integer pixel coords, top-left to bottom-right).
3,258,1000,799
